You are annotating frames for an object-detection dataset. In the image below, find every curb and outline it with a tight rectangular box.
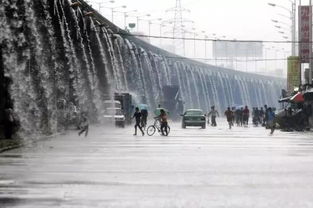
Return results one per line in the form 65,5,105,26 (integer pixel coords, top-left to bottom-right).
0,133,63,153
0,139,24,153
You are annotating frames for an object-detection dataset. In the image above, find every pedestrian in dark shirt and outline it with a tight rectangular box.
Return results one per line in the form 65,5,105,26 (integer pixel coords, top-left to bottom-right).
140,108,148,129
263,104,268,127
224,107,233,129
235,108,241,126
259,107,265,124
243,106,250,126
133,107,144,136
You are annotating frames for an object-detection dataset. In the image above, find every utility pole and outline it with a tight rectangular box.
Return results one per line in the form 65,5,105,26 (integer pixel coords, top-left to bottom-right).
165,0,192,56
292,0,296,56
309,0,313,85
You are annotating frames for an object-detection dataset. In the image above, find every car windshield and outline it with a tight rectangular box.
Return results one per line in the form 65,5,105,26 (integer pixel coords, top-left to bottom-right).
104,101,122,109
106,108,123,115
185,111,203,116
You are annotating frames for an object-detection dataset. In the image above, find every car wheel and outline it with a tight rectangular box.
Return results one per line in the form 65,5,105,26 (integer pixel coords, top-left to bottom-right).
182,123,186,129
202,124,206,129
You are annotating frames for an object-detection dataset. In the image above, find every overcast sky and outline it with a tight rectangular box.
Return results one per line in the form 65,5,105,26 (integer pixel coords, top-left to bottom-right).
87,0,311,75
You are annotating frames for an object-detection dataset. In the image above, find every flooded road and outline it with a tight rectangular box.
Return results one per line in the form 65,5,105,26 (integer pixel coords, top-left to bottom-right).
1,122,313,207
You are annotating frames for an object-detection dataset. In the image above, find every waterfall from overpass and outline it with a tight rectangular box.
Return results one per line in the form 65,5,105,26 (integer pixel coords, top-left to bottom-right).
0,0,285,135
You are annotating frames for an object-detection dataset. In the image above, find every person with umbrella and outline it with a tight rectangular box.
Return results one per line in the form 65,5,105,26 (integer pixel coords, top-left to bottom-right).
139,104,148,129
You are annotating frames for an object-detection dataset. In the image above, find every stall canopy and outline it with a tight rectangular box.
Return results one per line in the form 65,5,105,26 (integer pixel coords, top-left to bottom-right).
290,92,304,103
279,96,291,103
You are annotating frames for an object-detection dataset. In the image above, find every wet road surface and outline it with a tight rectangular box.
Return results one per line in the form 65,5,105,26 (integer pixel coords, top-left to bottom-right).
1,122,313,207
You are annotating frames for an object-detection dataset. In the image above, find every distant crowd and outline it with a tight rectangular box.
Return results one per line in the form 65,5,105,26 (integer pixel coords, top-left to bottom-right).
208,104,276,134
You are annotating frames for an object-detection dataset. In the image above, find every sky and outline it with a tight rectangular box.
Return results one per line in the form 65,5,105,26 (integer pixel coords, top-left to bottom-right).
87,0,311,76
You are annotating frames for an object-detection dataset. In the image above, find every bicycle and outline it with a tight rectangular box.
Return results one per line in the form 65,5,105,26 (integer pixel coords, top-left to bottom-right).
146,118,170,136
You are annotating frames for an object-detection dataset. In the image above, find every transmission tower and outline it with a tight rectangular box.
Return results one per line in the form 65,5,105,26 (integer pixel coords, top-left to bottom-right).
164,0,193,56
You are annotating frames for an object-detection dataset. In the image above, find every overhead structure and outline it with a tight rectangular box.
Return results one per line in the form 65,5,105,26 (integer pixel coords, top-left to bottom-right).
165,0,192,56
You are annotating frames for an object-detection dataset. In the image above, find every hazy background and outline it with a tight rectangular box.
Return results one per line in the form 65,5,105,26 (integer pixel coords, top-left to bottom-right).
86,0,312,77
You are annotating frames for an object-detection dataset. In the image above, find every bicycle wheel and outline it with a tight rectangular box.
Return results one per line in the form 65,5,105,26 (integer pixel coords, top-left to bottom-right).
167,126,170,135
147,125,156,136
159,126,171,136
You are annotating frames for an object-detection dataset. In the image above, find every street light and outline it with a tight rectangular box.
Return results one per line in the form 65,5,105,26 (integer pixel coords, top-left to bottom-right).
114,9,137,28
268,3,275,7
135,14,151,32
272,19,289,26
192,27,198,58
107,5,127,22
158,22,173,45
148,18,162,40
201,31,208,61
268,1,296,56
96,0,115,12
275,25,289,30
212,33,218,66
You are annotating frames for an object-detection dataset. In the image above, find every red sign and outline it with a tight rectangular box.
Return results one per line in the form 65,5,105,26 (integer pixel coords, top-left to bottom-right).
299,6,312,63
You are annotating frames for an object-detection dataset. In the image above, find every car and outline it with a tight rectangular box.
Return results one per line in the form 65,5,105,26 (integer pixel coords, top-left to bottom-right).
181,109,206,129
104,100,122,109
103,107,125,127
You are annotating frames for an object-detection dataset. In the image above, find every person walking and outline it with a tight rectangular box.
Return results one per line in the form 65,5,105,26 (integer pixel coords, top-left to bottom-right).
208,106,219,127
133,107,144,136
243,106,250,126
140,108,148,129
224,107,233,129
267,107,276,135
259,107,264,125
252,107,260,126
235,108,241,126
78,113,89,137
263,104,269,127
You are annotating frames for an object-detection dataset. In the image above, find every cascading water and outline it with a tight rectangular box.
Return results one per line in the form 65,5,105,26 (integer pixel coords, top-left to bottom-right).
0,0,285,137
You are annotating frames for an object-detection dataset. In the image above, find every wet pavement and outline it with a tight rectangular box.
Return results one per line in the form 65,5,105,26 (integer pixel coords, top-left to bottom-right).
1,121,313,208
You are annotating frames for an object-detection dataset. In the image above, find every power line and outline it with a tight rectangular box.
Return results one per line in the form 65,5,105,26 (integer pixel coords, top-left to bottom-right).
162,56,290,62
117,32,307,44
